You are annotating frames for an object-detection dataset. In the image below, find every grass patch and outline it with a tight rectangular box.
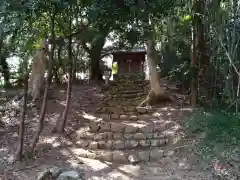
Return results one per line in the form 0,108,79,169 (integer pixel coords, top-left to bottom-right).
185,109,240,163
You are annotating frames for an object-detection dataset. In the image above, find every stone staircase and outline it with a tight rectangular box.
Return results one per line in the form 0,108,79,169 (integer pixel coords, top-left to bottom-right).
71,74,185,164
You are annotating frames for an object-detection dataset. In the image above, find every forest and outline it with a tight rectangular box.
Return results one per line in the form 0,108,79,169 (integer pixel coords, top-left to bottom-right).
0,0,240,180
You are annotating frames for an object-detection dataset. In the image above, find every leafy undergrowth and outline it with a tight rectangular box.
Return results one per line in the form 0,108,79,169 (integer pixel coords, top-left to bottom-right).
184,109,240,178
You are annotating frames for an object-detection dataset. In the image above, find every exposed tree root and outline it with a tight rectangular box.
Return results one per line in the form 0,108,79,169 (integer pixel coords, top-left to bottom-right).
139,88,176,107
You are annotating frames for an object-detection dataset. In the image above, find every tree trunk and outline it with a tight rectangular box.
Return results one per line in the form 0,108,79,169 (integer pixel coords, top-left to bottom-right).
139,39,174,107
88,32,108,81
89,53,103,81
55,9,73,133
1,57,11,88
15,69,28,161
191,18,197,107
28,41,47,101
195,0,211,105
28,14,56,154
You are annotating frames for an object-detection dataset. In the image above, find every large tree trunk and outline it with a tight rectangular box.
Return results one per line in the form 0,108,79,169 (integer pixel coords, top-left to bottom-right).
54,9,73,133
28,14,56,154
88,31,108,81
1,57,11,88
15,69,28,161
195,0,211,105
89,52,103,81
139,39,174,107
28,40,48,101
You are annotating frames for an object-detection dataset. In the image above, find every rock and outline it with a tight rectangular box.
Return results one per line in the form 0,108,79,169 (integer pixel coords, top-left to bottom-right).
105,140,113,149
113,140,125,150
133,133,145,140
150,149,164,160
101,114,110,121
125,126,138,133
120,115,128,120
57,170,84,180
139,140,151,147
153,132,165,139
37,169,52,180
113,151,128,162
98,151,113,162
136,107,147,114
150,140,160,147
0,127,4,133
99,122,110,132
139,115,151,120
113,133,124,140
145,133,153,139
129,115,138,121
124,133,133,139
76,140,89,148
89,122,99,132
49,167,64,178
98,141,106,149
88,141,98,149
125,106,136,112
159,139,167,145
125,140,138,149
140,125,154,133
111,123,125,133
94,133,107,141
146,107,154,113
138,151,150,161
111,114,119,119
128,154,140,164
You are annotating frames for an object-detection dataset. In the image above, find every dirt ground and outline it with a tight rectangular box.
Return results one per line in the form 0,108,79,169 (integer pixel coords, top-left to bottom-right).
0,84,214,180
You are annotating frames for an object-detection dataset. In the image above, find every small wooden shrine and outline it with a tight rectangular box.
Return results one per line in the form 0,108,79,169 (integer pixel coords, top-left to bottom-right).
112,47,146,75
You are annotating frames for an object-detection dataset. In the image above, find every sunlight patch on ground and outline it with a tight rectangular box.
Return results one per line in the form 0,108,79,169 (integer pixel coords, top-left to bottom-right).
81,112,102,122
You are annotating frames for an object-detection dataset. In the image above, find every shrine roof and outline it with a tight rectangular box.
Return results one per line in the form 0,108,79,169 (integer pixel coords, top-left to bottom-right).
112,47,146,54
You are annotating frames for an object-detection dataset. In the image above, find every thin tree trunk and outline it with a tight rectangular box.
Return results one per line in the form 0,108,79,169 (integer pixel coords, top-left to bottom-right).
55,8,73,133
29,13,56,154
15,69,28,161
191,19,197,107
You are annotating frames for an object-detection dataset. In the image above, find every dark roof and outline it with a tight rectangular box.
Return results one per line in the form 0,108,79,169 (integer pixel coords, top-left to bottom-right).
112,47,146,54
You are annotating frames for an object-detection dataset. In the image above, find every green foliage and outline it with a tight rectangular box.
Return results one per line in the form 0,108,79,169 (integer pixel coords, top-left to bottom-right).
185,109,240,162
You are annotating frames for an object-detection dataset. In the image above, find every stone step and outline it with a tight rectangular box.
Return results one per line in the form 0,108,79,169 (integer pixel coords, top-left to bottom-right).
86,121,175,133
95,113,158,121
100,100,143,107
74,138,168,150
96,106,156,114
106,92,147,98
75,131,168,141
71,147,165,163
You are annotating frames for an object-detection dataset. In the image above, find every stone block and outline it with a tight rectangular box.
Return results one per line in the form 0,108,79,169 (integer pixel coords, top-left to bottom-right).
89,122,99,132
120,114,128,120
111,123,125,133
88,141,98,149
139,140,151,148
136,107,147,114
150,149,164,160
97,151,113,162
125,126,138,133
113,151,128,162
139,125,154,133
99,122,110,132
113,133,124,140
125,140,138,149
133,133,146,140
138,151,150,161
113,140,125,150
124,133,133,139
129,115,138,121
